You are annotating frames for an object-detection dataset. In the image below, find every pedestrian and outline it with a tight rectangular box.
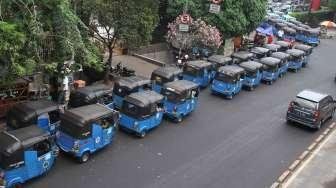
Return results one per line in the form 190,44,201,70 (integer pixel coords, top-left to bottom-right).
233,36,242,52
267,34,273,44
58,75,70,109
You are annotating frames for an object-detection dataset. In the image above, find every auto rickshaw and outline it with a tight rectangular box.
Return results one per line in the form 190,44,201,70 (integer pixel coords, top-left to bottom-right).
275,40,291,52
282,26,296,42
239,61,263,90
207,55,233,80
271,52,290,77
183,60,212,88
119,90,164,138
112,76,151,109
57,104,119,163
293,44,313,67
231,51,254,64
69,83,113,108
264,43,281,53
0,126,58,187
259,57,281,84
161,80,200,122
250,47,271,59
305,29,320,46
6,100,61,134
286,49,305,72
211,65,245,99
151,66,183,93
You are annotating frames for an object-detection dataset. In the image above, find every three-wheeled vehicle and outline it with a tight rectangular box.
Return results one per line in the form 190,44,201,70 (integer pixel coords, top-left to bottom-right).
112,76,151,109
282,26,297,42
305,29,320,46
259,57,281,84
119,90,164,138
69,83,113,109
250,47,271,59
231,51,254,64
207,55,233,80
264,43,281,53
286,49,305,72
239,61,264,90
183,60,212,88
151,66,183,93
211,65,245,99
271,52,291,77
161,80,200,122
295,26,307,42
275,40,291,52
0,126,58,187
57,104,119,163
6,100,61,134
293,44,313,67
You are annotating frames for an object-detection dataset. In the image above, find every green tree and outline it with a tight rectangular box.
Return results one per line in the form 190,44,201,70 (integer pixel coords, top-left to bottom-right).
329,0,336,21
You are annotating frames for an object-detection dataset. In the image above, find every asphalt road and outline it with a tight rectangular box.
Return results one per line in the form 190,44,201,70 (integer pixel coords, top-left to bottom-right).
29,39,336,188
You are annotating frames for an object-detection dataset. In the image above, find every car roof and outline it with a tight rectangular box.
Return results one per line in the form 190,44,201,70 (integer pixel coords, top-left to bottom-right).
218,65,245,75
286,49,305,57
124,90,164,108
264,43,281,51
208,55,232,65
239,61,263,72
0,126,50,154
271,52,290,60
62,104,118,126
296,90,329,103
259,57,281,66
185,60,212,68
163,80,199,94
231,51,254,60
250,47,270,54
115,76,151,89
152,66,182,79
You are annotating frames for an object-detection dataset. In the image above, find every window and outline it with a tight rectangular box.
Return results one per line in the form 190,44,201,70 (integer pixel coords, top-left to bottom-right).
49,110,60,124
184,66,199,76
33,141,51,157
215,73,236,83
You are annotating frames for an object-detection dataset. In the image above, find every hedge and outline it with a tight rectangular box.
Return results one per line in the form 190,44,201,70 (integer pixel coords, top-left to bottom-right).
290,8,334,27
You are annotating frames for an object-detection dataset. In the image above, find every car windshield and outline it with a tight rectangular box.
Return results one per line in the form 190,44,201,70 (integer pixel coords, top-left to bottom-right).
121,101,153,119
215,73,237,83
184,66,200,76
246,70,257,77
60,118,91,139
162,89,185,103
264,65,278,73
294,97,318,109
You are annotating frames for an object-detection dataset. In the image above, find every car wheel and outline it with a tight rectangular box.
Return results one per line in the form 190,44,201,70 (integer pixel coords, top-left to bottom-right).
227,95,233,100
316,121,322,130
249,86,254,91
79,152,90,163
269,81,273,85
176,116,183,123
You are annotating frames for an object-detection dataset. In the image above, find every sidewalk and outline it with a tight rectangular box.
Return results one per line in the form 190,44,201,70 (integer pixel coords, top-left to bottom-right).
284,126,336,188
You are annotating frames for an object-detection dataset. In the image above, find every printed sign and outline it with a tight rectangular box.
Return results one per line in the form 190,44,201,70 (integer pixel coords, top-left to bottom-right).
209,4,221,14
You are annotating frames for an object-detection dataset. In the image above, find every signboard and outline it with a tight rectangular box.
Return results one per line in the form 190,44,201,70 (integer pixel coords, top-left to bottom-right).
209,4,221,14
179,24,189,32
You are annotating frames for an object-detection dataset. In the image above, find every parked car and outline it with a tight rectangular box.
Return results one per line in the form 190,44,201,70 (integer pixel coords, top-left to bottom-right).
286,90,335,129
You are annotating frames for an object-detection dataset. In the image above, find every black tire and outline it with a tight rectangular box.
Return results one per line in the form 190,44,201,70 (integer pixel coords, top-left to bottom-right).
316,121,322,130
11,183,22,188
269,81,273,85
139,130,146,138
227,95,233,100
176,116,183,123
78,152,90,163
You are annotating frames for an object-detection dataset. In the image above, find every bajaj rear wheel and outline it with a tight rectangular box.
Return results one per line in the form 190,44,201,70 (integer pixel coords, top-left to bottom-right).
139,130,146,138
11,183,22,188
79,152,90,163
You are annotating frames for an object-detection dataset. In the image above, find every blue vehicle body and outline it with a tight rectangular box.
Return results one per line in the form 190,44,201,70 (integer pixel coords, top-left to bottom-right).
0,126,58,187
208,55,232,80
161,80,200,122
259,57,281,84
211,65,245,99
6,100,61,134
271,52,291,76
286,49,305,72
231,51,254,64
239,61,263,90
183,60,212,88
305,29,320,46
112,76,151,109
57,104,119,163
151,66,183,93
119,90,164,137
294,44,313,67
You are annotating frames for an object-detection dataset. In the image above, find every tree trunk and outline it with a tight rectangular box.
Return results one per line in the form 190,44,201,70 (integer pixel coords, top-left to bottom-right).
104,45,113,83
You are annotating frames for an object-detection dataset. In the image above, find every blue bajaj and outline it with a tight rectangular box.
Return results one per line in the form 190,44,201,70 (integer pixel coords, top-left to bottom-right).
207,55,232,80
183,60,212,88
161,80,200,122
259,57,281,84
231,51,254,64
239,61,263,91
294,44,313,67
151,66,183,93
286,49,305,72
211,65,245,99
306,29,320,46
0,126,58,187
250,47,271,59
264,43,281,53
69,83,113,109
57,104,119,163
6,100,61,134
119,91,164,138
295,27,307,42
275,40,291,52
112,76,151,109
271,52,290,77
282,26,296,42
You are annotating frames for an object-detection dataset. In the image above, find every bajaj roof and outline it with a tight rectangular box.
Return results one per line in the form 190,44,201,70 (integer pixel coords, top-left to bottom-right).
275,41,290,47
271,52,290,60
232,51,254,60
125,90,164,108
250,47,270,55
185,60,212,69
163,80,199,94
239,61,263,72
294,44,313,52
264,44,281,51
286,49,305,57
151,66,182,79
259,57,281,66
218,65,245,76
115,76,151,90
208,55,232,65
75,84,113,101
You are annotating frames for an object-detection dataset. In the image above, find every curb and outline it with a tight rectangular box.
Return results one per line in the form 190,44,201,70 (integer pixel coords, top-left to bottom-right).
132,53,166,67
270,122,336,187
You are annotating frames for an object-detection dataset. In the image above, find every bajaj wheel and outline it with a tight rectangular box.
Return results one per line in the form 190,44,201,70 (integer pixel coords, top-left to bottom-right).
79,152,90,163
316,121,322,130
11,183,22,188
227,95,233,100
139,130,146,138
176,116,183,123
